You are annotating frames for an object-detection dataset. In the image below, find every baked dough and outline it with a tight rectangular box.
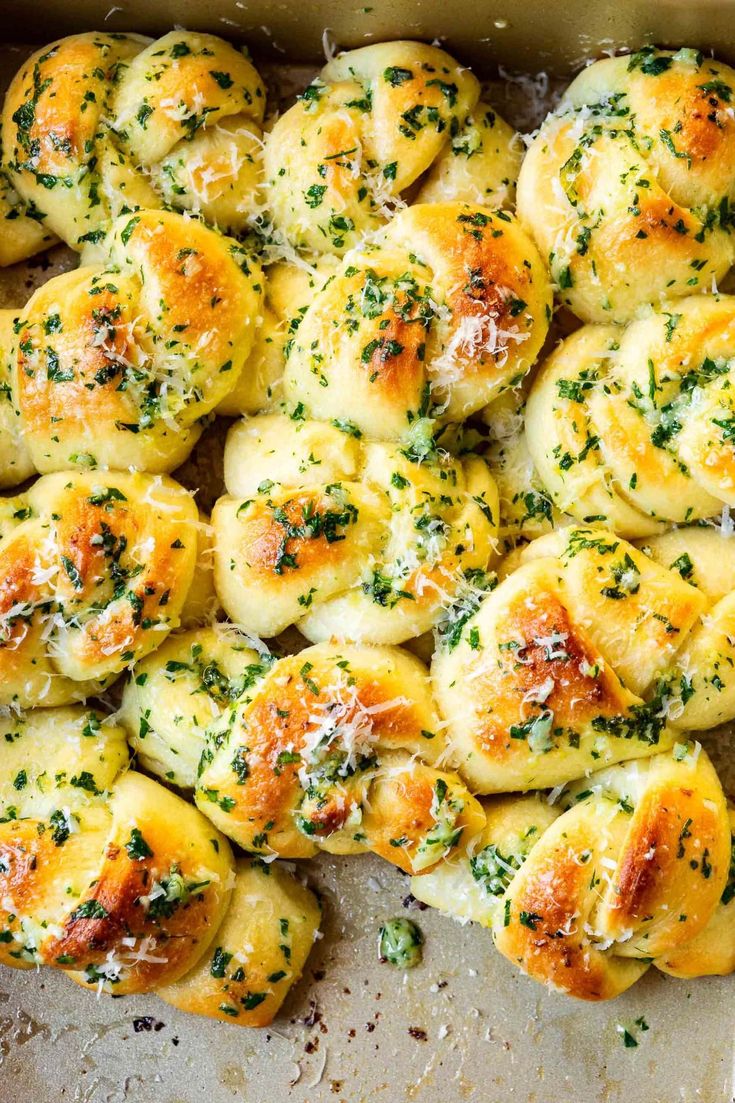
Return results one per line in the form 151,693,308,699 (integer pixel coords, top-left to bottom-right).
0,172,57,266
527,296,735,532
0,469,199,705
655,806,735,978
415,102,522,208
639,527,735,729
494,750,729,998
119,624,265,789
0,705,319,1024
483,389,562,544
432,524,735,790
4,32,735,1021
283,201,552,431
264,41,482,256
2,31,266,253
518,49,735,322
0,707,233,992
413,749,733,997
13,209,262,473
0,308,35,487
213,412,498,642
215,258,337,417
123,637,485,873
158,857,321,1025
410,793,560,927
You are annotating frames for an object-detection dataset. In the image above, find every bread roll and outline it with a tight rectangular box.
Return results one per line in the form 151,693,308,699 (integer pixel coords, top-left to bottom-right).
2,32,266,253
13,209,262,473
413,750,733,997
283,201,551,431
264,41,481,257
0,469,199,705
0,707,232,992
0,704,320,1025
494,750,729,998
518,49,735,322
159,857,321,1025
194,640,485,872
432,524,730,791
526,296,735,532
213,412,499,642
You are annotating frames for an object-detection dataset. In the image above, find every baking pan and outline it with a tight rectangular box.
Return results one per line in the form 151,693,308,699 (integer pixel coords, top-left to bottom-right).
1,4,734,1101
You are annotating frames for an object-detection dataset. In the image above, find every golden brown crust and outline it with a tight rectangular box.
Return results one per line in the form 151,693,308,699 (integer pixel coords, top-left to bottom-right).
518,51,735,323
497,824,640,1001
195,641,483,872
526,296,735,533
492,749,730,999
364,754,486,873
59,773,233,993
264,41,482,257
14,209,262,474
0,705,318,1022
235,488,370,577
0,470,199,703
432,526,714,792
655,808,735,978
463,582,641,764
215,413,499,643
284,202,552,431
2,34,153,248
2,32,265,247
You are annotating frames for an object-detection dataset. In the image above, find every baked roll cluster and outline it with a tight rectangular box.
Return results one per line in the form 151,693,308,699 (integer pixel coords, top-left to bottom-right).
2,31,266,258
264,41,519,256
518,48,735,323
412,749,734,998
527,295,735,533
120,635,484,872
213,412,499,641
0,706,320,1024
2,34,735,1020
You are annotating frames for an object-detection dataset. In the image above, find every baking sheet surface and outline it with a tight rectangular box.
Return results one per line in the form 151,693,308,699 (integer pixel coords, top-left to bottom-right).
2,847,734,1103
0,38,733,1103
